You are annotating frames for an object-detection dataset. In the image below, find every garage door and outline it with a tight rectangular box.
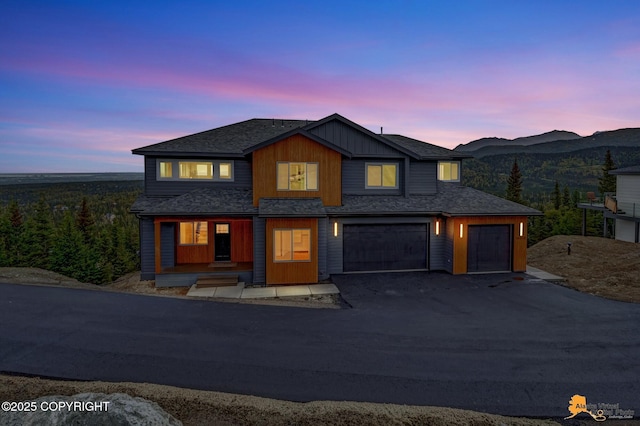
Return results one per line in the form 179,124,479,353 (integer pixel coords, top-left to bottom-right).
467,225,512,272
343,224,427,272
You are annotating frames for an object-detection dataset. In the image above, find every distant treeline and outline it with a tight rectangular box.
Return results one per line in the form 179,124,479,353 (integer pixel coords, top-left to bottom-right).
0,180,142,284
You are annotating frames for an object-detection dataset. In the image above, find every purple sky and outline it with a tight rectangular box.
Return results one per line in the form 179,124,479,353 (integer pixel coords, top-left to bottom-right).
1,1,639,172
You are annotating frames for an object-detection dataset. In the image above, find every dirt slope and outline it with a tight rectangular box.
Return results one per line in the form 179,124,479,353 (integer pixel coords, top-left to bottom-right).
528,235,640,303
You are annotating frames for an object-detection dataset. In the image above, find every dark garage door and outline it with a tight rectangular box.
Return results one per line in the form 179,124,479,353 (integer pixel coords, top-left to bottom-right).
467,225,512,272
343,224,427,272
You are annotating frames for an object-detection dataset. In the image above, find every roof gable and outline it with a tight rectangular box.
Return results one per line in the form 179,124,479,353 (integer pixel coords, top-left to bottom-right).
382,134,472,160
243,127,352,157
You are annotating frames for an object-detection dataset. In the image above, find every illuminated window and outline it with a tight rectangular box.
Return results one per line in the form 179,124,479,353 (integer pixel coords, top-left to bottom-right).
274,229,311,262
159,161,173,178
366,163,397,188
277,162,318,191
179,221,208,245
438,161,460,182
219,163,232,179
179,161,213,179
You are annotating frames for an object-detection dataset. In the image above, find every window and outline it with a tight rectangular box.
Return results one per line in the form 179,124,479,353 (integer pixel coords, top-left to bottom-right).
277,162,318,191
159,161,173,178
366,163,397,188
274,229,311,262
179,161,213,179
157,159,234,181
438,161,460,182
219,163,232,179
179,221,208,245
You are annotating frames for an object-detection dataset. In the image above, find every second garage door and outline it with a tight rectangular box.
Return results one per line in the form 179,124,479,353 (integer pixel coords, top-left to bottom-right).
343,224,428,272
467,225,512,272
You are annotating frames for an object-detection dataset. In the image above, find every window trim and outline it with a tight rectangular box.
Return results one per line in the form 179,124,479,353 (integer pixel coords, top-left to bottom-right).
273,228,312,263
276,162,319,191
156,159,234,181
437,161,461,182
365,162,399,189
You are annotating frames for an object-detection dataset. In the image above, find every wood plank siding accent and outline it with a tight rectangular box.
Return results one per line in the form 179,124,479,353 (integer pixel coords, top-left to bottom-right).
154,217,253,268
266,218,318,285
448,216,528,274
252,134,342,206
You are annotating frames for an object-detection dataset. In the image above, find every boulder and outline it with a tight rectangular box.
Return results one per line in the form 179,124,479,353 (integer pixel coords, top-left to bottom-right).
0,392,182,426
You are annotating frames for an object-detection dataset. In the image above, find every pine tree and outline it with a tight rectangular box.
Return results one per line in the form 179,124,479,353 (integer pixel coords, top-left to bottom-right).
553,181,561,210
506,158,523,203
562,185,571,208
50,211,84,278
22,196,54,269
598,149,616,195
76,197,95,245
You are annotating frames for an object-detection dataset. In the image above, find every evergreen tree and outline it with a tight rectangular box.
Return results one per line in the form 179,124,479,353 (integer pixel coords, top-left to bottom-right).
76,197,95,245
506,158,523,203
0,201,24,266
21,196,54,269
50,211,84,278
598,149,616,195
562,185,571,208
553,181,561,210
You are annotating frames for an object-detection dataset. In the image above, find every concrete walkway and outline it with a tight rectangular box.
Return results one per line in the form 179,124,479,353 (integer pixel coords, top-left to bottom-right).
186,282,340,299
526,265,565,282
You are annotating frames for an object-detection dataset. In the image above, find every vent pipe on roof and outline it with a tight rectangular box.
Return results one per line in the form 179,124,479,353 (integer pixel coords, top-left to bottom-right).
381,127,383,135
272,119,275,127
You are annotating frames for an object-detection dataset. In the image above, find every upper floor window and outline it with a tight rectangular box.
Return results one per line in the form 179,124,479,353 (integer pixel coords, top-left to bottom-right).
156,159,234,181
366,163,398,188
277,162,318,191
179,221,208,245
180,161,212,179
438,161,460,182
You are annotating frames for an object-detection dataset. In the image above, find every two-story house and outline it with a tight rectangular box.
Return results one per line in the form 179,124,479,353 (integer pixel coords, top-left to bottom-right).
131,113,541,287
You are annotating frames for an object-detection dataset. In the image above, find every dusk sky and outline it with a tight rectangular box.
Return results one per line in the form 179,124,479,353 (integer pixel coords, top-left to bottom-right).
1,1,639,173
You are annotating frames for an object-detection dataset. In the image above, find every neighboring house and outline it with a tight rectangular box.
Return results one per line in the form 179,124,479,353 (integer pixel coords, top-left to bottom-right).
131,113,541,287
578,165,640,243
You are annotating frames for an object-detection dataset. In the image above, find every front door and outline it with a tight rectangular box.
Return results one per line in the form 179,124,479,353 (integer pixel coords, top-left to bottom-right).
214,223,231,261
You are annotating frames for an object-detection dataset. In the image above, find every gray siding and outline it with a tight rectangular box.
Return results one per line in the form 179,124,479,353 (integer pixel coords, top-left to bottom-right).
144,156,252,196
140,218,155,280
318,218,329,280
342,159,403,196
409,161,438,195
309,120,402,157
429,222,446,270
161,223,175,268
617,175,640,216
615,220,638,243
444,220,454,274
253,217,266,284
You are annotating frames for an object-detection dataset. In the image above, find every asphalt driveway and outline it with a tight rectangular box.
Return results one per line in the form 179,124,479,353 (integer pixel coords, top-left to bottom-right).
1,271,638,418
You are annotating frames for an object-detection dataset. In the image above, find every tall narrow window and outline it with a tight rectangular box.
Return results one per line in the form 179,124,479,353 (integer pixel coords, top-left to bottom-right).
179,221,208,245
276,162,318,191
219,163,232,179
366,163,398,188
159,161,173,178
274,229,311,261
438,161,460,182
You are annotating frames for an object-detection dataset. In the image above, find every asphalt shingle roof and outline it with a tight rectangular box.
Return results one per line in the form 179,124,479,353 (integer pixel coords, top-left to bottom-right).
132,119,311,156
259,198,326,217
131,188,257,215
132,183,540,217
382,134,471,160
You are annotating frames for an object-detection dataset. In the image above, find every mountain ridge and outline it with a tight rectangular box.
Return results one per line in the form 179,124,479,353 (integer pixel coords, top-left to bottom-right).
455,130,581,152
